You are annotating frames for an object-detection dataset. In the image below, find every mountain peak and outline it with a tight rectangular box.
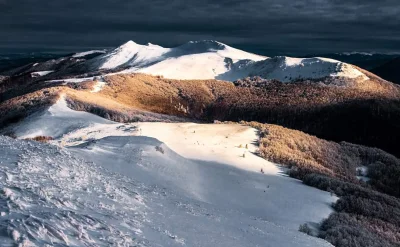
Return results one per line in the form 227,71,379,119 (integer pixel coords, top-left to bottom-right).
179,40,228,52
118,40,138,49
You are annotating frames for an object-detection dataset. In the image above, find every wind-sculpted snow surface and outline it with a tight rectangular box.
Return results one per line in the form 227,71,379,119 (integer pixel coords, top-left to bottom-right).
0,135,335,247
72,136,335,247
0,136,146,246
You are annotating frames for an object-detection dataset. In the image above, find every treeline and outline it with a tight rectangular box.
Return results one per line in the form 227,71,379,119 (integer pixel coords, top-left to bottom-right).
65,96,189,123
0,87,59,128
208,96,400,160
304,174,400,246
244,122,400,198
238,121,400,246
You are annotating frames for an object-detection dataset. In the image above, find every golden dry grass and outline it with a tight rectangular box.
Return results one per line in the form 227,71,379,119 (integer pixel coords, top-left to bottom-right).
2,72,400,157
81,73,400,120
97,73,228,117
3,73,397,126
244,121,400,185
26,135,54,143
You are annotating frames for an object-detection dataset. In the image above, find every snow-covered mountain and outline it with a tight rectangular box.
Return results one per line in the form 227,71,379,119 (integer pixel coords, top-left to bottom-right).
215,56,367,82
1,40,370,84
85,40,368,82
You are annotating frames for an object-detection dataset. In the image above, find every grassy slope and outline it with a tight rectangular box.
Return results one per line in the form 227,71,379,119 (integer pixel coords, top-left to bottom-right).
91,73,400,158
2,72,400,157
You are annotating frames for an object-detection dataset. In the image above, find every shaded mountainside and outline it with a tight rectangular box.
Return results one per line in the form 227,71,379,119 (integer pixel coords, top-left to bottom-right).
306,53,399,71
0,53,68,73
244,122,400,197
372,57,400,85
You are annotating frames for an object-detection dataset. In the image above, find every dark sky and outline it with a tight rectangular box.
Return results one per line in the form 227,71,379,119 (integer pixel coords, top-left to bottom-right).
1,0,399,55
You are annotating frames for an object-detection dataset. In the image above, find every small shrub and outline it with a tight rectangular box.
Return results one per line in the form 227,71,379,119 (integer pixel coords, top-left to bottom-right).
26,136,53,143
155,146,164,154
299,223,312,235
3,131,17,139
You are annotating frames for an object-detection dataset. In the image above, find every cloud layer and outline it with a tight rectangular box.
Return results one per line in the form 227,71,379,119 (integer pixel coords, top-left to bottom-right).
1,0,399,55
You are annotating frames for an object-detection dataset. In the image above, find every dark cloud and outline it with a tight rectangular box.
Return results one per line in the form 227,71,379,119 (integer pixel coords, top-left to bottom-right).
0,0,399,55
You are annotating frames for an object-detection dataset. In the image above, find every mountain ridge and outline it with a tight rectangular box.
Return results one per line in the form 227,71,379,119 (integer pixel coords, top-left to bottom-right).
82,40,368,83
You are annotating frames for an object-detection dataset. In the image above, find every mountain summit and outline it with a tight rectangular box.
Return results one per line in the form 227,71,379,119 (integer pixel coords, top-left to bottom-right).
84,40,368,82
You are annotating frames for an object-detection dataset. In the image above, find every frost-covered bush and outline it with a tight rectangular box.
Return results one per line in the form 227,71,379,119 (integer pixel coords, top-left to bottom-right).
299,224,312,235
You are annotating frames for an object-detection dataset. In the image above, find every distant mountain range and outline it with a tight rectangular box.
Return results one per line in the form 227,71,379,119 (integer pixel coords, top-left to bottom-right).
2,42,398,86
306,52,399,70
371,57,400,84
0,41,370,83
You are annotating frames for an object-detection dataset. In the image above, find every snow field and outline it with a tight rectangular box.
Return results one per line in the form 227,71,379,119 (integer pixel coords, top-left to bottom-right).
1,96,337,246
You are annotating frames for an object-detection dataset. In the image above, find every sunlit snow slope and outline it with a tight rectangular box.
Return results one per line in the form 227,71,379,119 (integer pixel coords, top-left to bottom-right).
1,97,336,246
85,40,367,82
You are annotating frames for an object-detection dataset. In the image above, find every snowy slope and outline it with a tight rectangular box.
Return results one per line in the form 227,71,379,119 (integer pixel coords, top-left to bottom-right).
87,41,173,70
72,50,106,58
31,70,54,77
84,40,367,82
0,136,146,246
0,135,334,246
218,56,368,82
2,97,337,246
86,40,266,76
9,95,112,139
